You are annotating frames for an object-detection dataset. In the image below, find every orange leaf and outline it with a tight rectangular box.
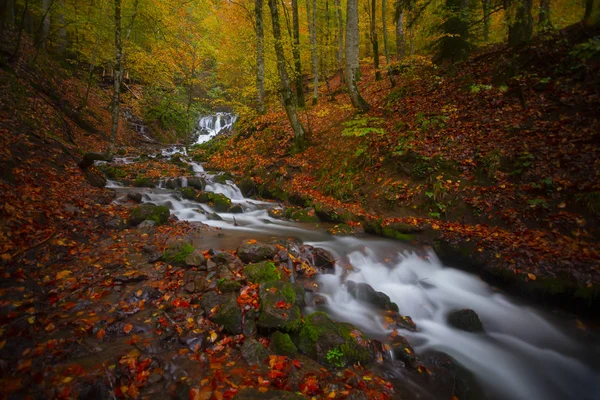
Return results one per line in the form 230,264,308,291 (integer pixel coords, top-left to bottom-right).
527,273,537,281
123,323,133,334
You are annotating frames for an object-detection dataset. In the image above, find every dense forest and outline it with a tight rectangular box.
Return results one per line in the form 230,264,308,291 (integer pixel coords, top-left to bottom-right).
0,0,599,399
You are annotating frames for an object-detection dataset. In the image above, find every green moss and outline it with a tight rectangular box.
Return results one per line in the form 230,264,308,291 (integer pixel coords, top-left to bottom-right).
181,187,198,200
163,242,195,264
134,177,156,188
208,193,231,212
281,285,296,304
130,204,170,226
218,279,242,293
99,165,126,179
244,261,281,283
270,331,298,357
382,227,415,242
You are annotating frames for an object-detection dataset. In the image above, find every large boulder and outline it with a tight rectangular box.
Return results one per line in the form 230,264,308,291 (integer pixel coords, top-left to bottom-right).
129,204,170,226
208,193,231,212
420,350,485,400
237,242,277,263
269,331,297,357
181,187,199,201
187,177,205,190
346,281,399,312
165,178,181,189
240,339,271,366
447,309,484,333
200,292,242,334
295,312,375,367
184,250,206,268
257,281,304,331
238,177,256,197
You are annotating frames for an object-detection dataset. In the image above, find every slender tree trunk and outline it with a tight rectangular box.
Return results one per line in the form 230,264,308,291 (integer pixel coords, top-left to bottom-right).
335,0,344,83
255,0,266,114
40,0,51,50
12,0,30,59
507,0,533,47
108,0,123,157
382,0,390,63
291,0,305,107
346,0,370,112
395,3,405,58
538,0,551,29
308,0,319,104
80,38,99,110
482,0,490,41
56,0,67,56
3,0,16,33
371,0,381,80
267,0,306,143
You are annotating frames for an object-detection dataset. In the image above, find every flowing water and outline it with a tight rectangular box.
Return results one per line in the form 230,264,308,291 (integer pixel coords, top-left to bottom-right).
195,113,237,144
106,142,600,400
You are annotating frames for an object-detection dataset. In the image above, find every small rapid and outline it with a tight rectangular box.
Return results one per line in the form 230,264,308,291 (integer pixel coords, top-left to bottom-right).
195,113,237,144
104,141,600,400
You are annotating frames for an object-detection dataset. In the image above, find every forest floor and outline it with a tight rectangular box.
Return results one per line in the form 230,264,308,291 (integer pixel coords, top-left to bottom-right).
0,24,599,400
204,23,600,311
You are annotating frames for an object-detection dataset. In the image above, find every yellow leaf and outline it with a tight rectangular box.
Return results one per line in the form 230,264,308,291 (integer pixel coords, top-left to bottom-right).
56,270,72,280
328,391,337,398
210,330,218,342
63,377,73,383
27,316,35,324
527,273,537,281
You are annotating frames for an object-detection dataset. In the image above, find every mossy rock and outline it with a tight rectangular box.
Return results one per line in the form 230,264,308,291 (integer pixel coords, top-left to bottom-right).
238,242,277,263
257,282,303,331
238,177,256,197
244,261,281,283
196,192,211,203
133,177,157,188
187,177,205,190
200,292,242,334
208,193,231,212
230,204,244,214
181,187,199,200
218,279,242,293
295,312,374,367
314,203,355,223
234,388,304,400
290,208,320,223
328,223,355,236
129,204,170,226
363,220,415,242
268,209,285,219
98,165,127,180
269,331,297,357
215,172,234,184
240,339,272,366
162,242,195,265
165,178,181,189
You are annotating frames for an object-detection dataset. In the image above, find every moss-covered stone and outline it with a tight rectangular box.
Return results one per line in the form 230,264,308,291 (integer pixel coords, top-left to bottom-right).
218,279,242,293
129,204,170,226
133,177,156,188
238,242,277,263
257,282,303,331
215,172,234,184
200,292,242,334
208,193,231,212
290,208,320,223
162,242,195,265
363,219,415,242
295,312,374,367
244,261,281,283
230,205,244,213
270,331,297,357
328,223,355,236
238,177,256,197
181,187,198,200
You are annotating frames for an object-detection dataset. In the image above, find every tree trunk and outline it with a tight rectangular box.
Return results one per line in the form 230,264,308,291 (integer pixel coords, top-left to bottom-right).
56,0,67,56
395,3,405,58
371,0,381,80
538,0,551,29
346,0,370,112
40,0,51,50
382,0,390,63
482,0,490,41
308,0,319,105
335,0,344,83
507,0,533,47
12,0,30,59
437,0,471,63
255,0,266,114
267,0,306,143
291,0,305,107
108,0,123,157
4,0,16,31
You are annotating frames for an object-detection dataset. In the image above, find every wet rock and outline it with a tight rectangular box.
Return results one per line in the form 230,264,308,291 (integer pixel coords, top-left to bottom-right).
181,187,199,201
363,220,416,242
215,172,234,184
268,209,285,219
421,350,485,400
389,314,417,332
84,168,107,188
244,260,281,284
314,203,353,223
206,259,217,271
237,242,277,263
127,286,161,302
173,382,192,400
178,333,204,351
129,204,170,226
290,208,320,223
211,251,238,265
238,177,256,197
270,331,297,357
184,250,206,268
165,178,181,189
257,282,304,331
209,193,231,212
183,271,207,293
240,338,271,366
134,177,157,188
218,279,242,293
447,309,484,333
234,388,304,400
200,292,242,334
346,281,399,312
105,217,127,230
206,212,223,221
243,310,259,338
391,335,418,369
294,312,375,367
114,273,149,284
310,247,336,270
187,177,205,190
230,204,244,214
138,220,156,229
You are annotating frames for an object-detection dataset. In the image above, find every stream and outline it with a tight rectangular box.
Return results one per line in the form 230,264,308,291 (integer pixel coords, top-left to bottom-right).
107,143,600,400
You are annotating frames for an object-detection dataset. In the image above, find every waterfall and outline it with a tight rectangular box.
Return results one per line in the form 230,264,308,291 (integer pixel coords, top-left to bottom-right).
195,112,238,144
